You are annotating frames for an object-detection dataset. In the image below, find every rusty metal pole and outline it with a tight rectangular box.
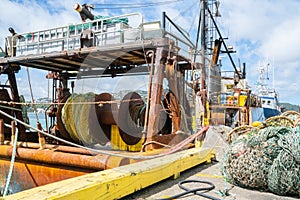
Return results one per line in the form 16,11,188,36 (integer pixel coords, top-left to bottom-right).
0,119,4,145
200,0,207,93
165,57,180,133
200,0,209,127
37,122,46,149
146,47,166,150
7,67,26,140
143,50,155,134
11,120,16,145
0,146,107,171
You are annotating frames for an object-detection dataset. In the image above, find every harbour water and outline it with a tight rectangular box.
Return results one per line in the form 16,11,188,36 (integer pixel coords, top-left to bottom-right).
27,112,47,130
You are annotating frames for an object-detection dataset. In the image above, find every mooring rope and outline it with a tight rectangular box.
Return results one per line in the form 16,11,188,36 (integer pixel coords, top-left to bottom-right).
0,105,22,112
3,122,18,197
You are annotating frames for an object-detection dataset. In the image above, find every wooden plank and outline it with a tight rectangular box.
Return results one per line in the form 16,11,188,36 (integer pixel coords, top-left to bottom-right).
33,60,77,70
2,148,215,200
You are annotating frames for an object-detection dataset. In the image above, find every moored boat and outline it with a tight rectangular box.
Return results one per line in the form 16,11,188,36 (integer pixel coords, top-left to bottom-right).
0,1,249,199
0,2,219,198
254,62,281,118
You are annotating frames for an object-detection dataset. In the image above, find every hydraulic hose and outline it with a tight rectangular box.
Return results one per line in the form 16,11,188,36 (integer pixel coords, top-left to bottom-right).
157,180,221,200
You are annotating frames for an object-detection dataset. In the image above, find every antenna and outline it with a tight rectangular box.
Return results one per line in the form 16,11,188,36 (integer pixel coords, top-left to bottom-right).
266,62,270,80
242,63,246,79
272,57,275,91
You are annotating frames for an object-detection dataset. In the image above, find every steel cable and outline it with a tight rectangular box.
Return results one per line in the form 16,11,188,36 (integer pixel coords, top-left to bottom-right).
93,0,183,9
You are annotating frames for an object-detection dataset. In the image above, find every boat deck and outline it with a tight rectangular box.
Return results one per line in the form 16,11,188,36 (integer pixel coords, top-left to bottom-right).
0,12,193,75
0,38,191,74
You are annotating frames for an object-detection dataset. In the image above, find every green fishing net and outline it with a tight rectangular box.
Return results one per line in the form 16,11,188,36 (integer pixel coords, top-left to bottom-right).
222,126,300,197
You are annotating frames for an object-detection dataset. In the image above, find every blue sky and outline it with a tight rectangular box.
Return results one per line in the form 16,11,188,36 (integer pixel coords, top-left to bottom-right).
0,0,300,105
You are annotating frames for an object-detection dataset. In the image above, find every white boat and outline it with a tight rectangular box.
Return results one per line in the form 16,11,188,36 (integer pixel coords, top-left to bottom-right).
254,62,281,118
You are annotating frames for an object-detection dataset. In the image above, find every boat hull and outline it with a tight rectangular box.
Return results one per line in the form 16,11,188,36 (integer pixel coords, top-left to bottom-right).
263,107,281,119
0,158,90,194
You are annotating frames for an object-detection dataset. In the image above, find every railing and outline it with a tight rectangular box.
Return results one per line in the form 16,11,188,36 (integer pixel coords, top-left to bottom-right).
5,12,195,60
6,13,143,57
210,90,262,108
162,12,196,59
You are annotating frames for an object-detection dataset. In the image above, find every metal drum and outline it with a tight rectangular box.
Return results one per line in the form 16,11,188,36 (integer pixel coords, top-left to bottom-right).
58,93,116,145
118,92,145,145
95,93,117,126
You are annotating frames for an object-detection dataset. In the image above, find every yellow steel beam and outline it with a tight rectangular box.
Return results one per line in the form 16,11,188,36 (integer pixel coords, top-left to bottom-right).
2,148,215,200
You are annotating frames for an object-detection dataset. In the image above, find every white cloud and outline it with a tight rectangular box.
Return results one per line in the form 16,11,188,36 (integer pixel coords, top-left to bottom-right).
259,17,300,63
219,0,300,105
0,0,79,46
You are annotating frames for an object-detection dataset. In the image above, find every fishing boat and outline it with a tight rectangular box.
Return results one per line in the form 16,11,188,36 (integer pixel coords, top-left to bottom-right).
0,1,239,199
253,62,281,118
209,69,265,127
0,1,219,199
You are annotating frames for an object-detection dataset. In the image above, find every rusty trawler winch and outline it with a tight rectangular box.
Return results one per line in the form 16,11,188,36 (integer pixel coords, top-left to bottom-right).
56,91,148,147
0,2,223,198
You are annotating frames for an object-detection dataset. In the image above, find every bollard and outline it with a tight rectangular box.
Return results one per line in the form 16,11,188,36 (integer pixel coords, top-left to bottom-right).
0,119,4,145
37,122,46,149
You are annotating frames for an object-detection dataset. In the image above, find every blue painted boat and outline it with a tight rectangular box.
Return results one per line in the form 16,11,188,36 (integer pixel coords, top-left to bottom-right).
254,62,281,119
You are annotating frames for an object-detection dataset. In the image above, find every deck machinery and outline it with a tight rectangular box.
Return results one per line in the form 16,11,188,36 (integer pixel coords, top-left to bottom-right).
0,9,216,195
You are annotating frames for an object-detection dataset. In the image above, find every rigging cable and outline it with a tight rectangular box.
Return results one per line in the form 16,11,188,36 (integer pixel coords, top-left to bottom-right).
171,0,199,34
93,0,183,9
172,0,198,21
26,67,39,123
188,4,200,33
195,1,202,59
